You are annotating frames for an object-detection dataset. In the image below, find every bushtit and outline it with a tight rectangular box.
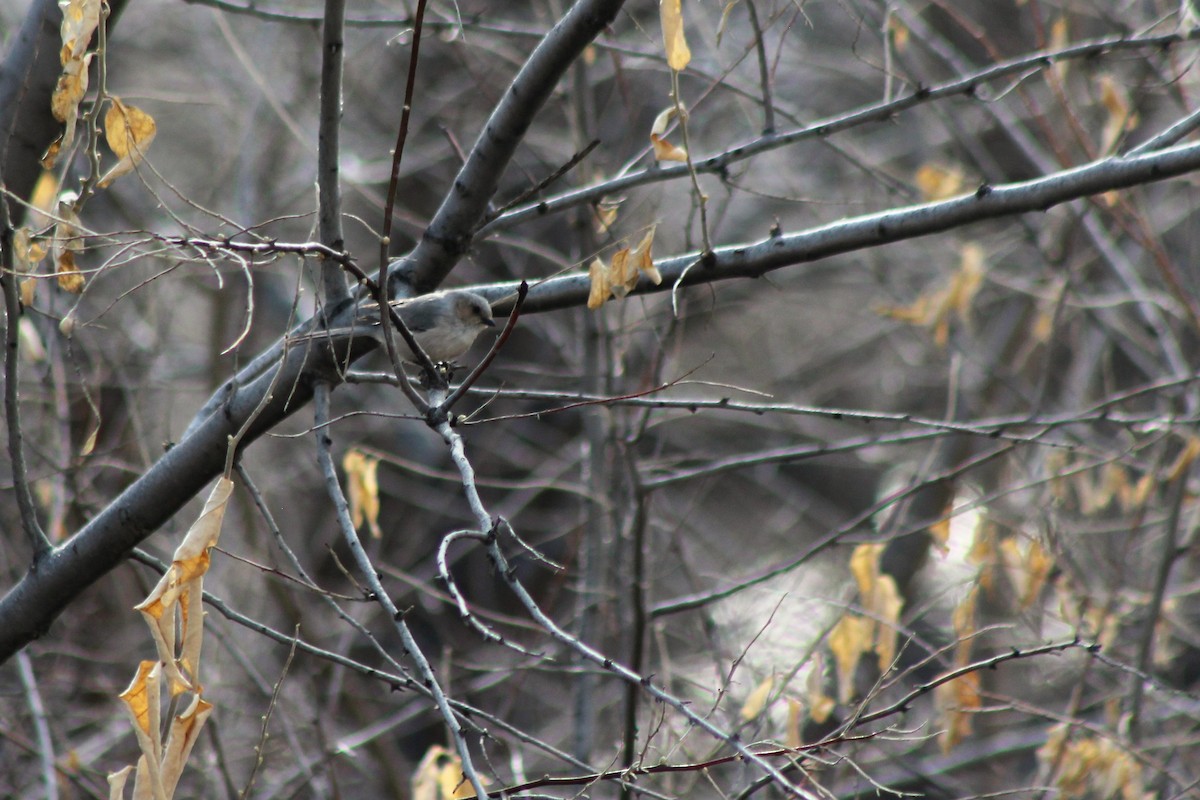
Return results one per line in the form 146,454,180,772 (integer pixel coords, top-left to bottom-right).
294,290,495,364
360,290,496,364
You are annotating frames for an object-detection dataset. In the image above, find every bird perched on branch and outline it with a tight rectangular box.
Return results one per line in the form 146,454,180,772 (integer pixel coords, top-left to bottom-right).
299,290,496,365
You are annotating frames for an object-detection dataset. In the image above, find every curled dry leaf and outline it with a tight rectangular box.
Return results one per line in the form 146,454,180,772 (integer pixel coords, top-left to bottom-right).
650,107,688,162
633,225,662,284
587,257,611,309
50,53,93,155
134,476,234,695
609,247,633,298
828,613,871,704
935,671,980,753
805,652,835,724
99,98,157,188
12,228,47,274
60,0,102,63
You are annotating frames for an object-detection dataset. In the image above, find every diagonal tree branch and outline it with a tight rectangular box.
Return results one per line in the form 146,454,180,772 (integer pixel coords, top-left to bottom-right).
470,138,1200,313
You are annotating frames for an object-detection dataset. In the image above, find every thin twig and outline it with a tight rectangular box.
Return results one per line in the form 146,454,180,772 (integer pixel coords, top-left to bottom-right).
239,627,299,799
483,140,601,223
378,0,437,397
312,383,491,800
16,650,58,800
1128,458,1190,743
745,0,774,134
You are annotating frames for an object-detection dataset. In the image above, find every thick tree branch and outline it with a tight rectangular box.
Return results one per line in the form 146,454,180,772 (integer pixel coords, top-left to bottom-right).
472,138,1200,313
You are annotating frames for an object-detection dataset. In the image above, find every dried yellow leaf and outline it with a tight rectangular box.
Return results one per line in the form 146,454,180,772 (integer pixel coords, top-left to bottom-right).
935,671,980,753
99,98,157,188
915,162,965,201
651,133,688,162
106,765,134,797
79,419,100,457
118,661,160,739
1097,74,1138,154
871,575,902,671
60,0,101,64
587,257,611,309
998,536,1053,611
889,16,909,54
413,745,486,800
660,0,691,71
651,107,676,138
52,196,85,294
135,477,234,695
805,652,835,724
632,225,662,284
51,54,92,150
160,695,213,798
56,251,84,293
41,138,62,170
1050,16,1070,79
849,542,884,598
344,448,383,538
949,243,985,321
785,697,804,748
1041,732,1151,800
1166,435,1200,483
593,198,620,233
828,613,870,704
13,228,47,274
739,674,775,722
951,585,978,666
609,247,634,297
876,243,984,346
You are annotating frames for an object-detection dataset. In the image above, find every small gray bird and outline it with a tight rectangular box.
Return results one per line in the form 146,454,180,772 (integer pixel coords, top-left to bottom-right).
382,290,496,364
299,290,496,364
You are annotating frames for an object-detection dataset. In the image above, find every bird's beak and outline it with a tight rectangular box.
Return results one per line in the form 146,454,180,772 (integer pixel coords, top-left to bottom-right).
483,318,497,327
